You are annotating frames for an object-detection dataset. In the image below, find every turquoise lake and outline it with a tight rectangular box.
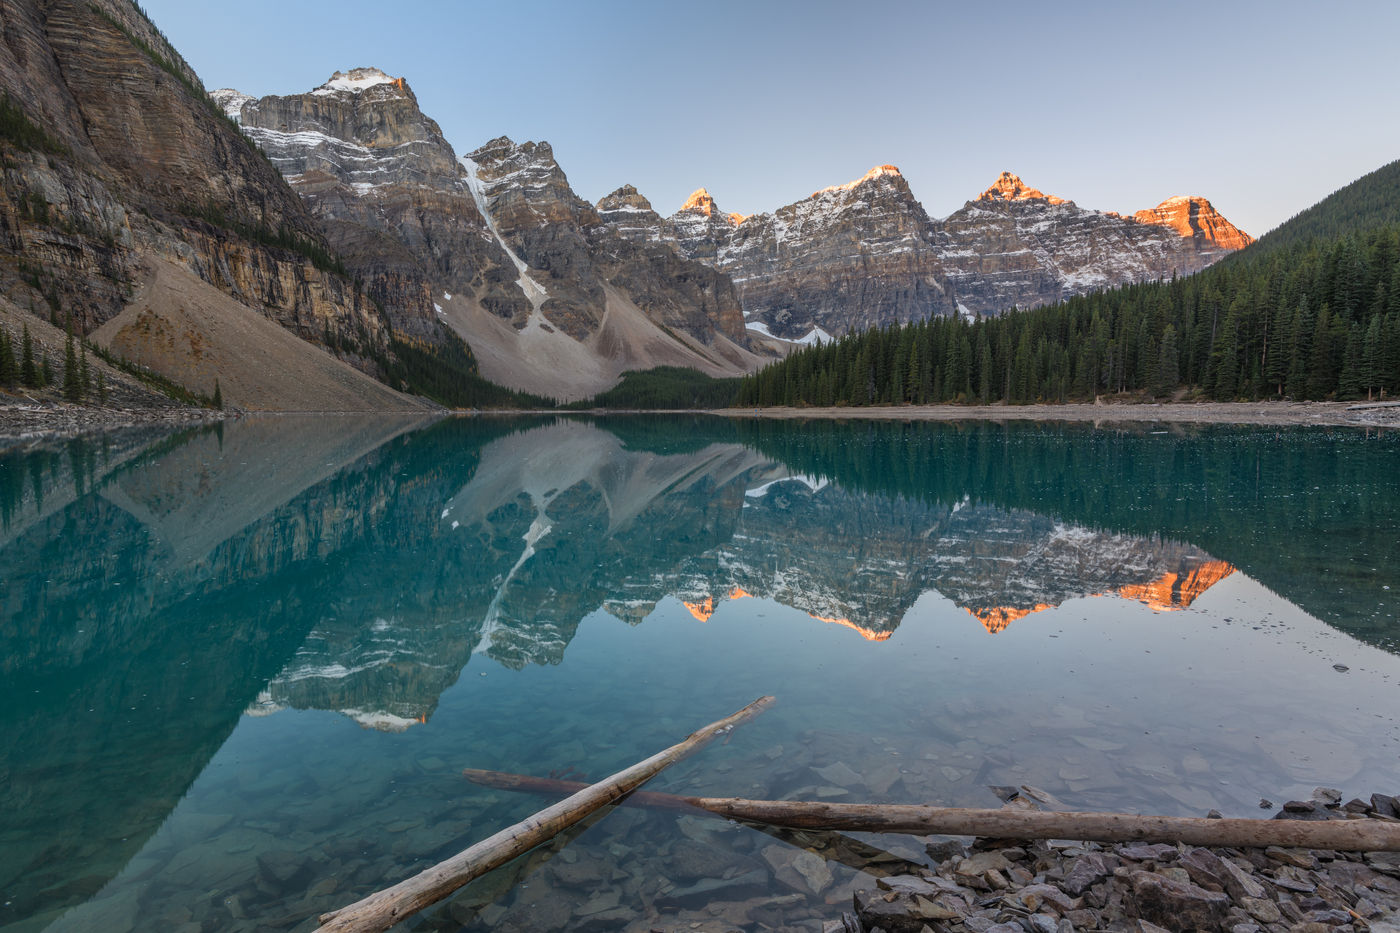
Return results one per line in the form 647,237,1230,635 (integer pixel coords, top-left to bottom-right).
1,414,1398,932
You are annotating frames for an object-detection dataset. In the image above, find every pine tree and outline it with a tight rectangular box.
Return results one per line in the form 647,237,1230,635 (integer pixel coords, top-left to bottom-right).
79,344,90,396
62,329,82,402
19,324,37,387
1361,313,1383,399
1152,324,1181,398
212,379,223,410
0,328,15,389
96,370,108,406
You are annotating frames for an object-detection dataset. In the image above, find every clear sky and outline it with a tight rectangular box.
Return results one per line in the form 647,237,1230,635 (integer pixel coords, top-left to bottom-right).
141,0,1400,238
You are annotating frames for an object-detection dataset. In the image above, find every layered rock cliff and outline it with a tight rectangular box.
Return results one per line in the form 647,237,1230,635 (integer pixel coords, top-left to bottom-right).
463,136,749,348
0,0,388,369
935,173,1252,318
228,68,524,341
640,168,1250,339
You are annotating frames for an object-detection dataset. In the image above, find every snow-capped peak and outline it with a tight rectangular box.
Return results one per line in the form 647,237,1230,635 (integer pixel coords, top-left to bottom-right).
210,88,254,121
313,67,402,96
813,164,903,197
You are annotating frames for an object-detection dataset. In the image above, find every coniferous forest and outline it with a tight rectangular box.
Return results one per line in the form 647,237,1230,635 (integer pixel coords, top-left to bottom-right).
733,161,1400,408
734,224,1400,407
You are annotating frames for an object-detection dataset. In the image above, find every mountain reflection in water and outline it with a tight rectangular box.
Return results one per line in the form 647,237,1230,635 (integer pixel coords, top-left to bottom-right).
1,414,1397,932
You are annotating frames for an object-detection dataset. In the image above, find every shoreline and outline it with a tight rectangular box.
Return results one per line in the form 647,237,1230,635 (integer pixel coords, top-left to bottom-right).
827,790,1400,933
705,400,1400,428
5,399,1399,442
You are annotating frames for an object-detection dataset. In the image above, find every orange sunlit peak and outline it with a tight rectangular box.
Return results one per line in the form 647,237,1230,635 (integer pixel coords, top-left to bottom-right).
728,586,753,600
1117,560,1235,611
965,603,1057,634
808,612,892,641
681,188,716,214
814,164,903,198
979,171,1065,205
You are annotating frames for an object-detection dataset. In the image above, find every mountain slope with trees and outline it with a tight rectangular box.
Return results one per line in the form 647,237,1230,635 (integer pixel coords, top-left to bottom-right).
734,160,1400,407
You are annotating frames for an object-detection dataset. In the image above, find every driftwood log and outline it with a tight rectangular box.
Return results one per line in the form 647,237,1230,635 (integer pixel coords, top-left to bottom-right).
313,695,775,933
462,768,1400,853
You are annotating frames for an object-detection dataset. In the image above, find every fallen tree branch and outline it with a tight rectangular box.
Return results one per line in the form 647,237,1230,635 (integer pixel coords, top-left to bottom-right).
462,769,926,877
313,695,775,933
461,769,1400,852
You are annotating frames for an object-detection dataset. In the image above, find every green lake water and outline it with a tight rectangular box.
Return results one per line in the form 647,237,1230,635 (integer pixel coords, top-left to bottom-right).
1,414,1397,932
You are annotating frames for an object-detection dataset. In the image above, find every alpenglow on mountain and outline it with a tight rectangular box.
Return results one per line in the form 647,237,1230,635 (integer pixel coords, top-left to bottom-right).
222,67,1250,370
597,167,1251,342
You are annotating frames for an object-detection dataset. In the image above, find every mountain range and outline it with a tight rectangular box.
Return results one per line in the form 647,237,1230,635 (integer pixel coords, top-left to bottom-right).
221,67,1251,359
0,0,1255,408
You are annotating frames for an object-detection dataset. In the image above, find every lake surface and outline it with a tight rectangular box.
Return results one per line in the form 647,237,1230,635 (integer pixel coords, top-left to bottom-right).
2,414,1398,932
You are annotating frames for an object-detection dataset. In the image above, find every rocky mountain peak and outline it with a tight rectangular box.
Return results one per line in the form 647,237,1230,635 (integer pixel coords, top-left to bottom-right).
679,187,718,215
1133,196,1253,250
597,184,654,214
209,88,254,121
813,163,906,197
979,171,1066,205
313,67,407,98
678,188,745,226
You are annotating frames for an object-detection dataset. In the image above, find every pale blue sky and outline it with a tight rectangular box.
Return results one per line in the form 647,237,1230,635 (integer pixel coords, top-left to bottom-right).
144,0,1400,237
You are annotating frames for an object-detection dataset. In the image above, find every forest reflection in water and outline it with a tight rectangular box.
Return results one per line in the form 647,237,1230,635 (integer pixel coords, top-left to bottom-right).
1,414,1397,932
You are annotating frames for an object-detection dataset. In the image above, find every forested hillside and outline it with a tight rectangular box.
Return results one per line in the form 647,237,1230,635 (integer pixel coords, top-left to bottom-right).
1243,159,1400,258
735,166,1400,407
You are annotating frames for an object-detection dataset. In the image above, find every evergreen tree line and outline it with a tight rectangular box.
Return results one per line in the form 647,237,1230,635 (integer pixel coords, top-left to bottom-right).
1241,158,1400,259
379,333,554,409
734,225,1400,407
568,367,741,410
0,321,109,405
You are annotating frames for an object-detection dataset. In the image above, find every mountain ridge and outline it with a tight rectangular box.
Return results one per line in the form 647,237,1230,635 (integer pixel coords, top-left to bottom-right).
590,163,1251,341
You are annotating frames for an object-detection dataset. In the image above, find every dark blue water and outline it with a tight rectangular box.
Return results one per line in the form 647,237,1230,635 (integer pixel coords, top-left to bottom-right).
2,414,1397,932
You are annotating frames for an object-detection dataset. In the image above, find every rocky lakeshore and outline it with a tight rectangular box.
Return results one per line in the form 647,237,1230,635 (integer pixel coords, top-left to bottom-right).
830,791,1400,933
711,401,1400,429
0,401,227,444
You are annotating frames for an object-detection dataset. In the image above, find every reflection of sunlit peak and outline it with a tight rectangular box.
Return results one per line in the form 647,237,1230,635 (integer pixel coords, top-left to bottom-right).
728,586,753,600
808,613,892,641
966,604,1056,634
683,597,715,623
1118,560,1235,611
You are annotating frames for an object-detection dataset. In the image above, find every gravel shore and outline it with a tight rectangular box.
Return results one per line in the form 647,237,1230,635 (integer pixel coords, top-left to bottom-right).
0,401,228,443
829,790,1400,933
711,400,1400,429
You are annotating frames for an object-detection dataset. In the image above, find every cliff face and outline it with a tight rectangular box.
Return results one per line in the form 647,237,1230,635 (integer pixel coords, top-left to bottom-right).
934,173,1248,318
230,68,525,341
0,0,386,362
222,73,760,397
648,168,1251,339
1132,195,1253,252
465,136,748,345
716,166,953,336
